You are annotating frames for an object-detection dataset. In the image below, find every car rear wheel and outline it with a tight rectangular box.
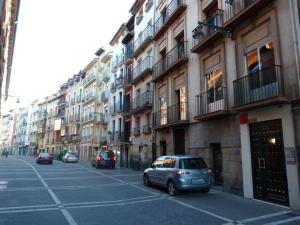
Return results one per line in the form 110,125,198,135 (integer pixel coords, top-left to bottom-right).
168,181,178,196
143,175,151,186
95,163,100,169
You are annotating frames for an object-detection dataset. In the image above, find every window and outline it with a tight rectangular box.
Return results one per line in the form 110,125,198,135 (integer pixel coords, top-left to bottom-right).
153,158,163,168
159,95,167,125
206,69,223,103
162,158,176,168
179,158,208,169
245,41,275,89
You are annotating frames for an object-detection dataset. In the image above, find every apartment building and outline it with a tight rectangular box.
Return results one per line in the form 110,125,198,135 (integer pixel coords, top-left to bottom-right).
95,48,111,152
15,107,28,155
38,97,49,151
80,60,97,160
0,0,21,112
109,25,127,165
151,0,189,157
129,0,155,170
27,100,39,153
0,113,12,152
186,0,300,210
64,75,83,156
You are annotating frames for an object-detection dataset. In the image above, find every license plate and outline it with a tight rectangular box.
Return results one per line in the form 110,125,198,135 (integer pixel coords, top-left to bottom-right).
192,178,204,184
104,158,110,160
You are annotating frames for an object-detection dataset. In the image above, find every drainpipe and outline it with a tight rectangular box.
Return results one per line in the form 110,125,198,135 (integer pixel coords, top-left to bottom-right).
289,0,300,98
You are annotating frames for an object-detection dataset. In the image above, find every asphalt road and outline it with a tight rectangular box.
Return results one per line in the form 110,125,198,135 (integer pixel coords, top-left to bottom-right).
0,156,299,225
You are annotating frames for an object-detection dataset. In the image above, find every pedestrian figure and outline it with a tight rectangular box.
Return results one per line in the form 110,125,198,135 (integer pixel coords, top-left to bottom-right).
5,149,9,158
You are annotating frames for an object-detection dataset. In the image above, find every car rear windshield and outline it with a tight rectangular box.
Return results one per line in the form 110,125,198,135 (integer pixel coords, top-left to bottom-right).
40,153,49,157
179,158,207,170
99,151,114,158
69,153,76,156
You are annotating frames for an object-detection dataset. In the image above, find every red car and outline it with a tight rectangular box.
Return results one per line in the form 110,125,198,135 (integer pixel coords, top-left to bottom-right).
36,152,53,164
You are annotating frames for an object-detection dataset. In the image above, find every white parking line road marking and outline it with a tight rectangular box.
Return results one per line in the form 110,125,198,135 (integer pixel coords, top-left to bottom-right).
262,216,300,225
0,204,57,211
168,197,234,223
0,207,59,214
0,181,8,190
66,197,165,210
238,211,291,223
18,159,79,225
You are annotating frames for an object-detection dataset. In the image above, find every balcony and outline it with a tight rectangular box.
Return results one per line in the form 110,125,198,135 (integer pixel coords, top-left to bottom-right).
111,59,118,72
55,112,65,118
233,65,287,110
153,0,187,40
131,91,153,114
71,134,80,142
133,25,153,57
96,113,108,125
118,53,125,67
102,69,110,82
101,91,109,102
116,76,124,88
110,82,116,93
124,43,133,65
194,86,229,120
142,124,152,134
116,101,123,113
123,71,133,89
153,102,189,129
133,56,153,85
152,42,188,82
57,99,66,106
223,0,273,29
83,72,96,87
84,93,96,104
133,127,141,136
191,10,226,53
70,98,75,105
76,96,81,103
110,104,117,115
83,113,95,122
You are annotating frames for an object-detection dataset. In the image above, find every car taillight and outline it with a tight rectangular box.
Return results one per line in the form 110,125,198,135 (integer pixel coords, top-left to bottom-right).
208,169,212,176
97,156,103,161
177,171,190,175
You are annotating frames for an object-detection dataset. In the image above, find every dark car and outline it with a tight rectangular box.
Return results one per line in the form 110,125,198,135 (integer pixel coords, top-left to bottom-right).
91,150,116,169
36,152,53,164
143,155,212,196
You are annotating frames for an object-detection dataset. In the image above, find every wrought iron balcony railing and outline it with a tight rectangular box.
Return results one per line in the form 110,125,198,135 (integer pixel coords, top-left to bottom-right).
102,69,110,82
154,0,186,40
195,86,228,119
133,127,141,136
133,25,153,57
233,65,285,108
192,10,230,52
152,42,187,81
153,102,188,128
101,90,109,102
133,56,153,84
131,91,153,113
142,124,152,134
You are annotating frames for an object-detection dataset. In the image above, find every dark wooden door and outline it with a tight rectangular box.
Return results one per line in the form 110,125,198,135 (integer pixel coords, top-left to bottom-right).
249,119,289,206
211,143,223,185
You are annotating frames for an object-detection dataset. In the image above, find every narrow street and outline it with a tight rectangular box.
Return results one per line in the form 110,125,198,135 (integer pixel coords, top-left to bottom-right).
0,157,299,225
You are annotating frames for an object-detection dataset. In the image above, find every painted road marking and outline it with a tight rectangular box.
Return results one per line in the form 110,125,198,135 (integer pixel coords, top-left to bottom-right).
169,197,234,223
238,211,291,223
263,216,300,225
18,159,79,225
0,181,8,190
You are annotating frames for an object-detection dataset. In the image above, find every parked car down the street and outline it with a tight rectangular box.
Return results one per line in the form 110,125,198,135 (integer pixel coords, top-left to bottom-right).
91,150,116,169
63,152,79,163
143,155,212,196
36,152,53,164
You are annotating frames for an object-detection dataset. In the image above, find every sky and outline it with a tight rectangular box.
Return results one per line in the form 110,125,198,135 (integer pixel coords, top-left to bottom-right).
3,0,134,113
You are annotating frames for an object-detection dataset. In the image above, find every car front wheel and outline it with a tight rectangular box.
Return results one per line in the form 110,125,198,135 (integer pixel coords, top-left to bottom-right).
168,181,178,196
143,175,151,186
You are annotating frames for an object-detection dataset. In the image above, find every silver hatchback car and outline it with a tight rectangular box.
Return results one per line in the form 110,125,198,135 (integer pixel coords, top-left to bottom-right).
143,155,212,196
63,152,79,163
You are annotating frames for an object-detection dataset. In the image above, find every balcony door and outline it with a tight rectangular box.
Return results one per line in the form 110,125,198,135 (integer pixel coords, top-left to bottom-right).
245,41,277,101
206,68,224,112
159,95,167,125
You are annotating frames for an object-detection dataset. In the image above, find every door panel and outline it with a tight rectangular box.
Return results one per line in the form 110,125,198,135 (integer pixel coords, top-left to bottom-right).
249,119,289,206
